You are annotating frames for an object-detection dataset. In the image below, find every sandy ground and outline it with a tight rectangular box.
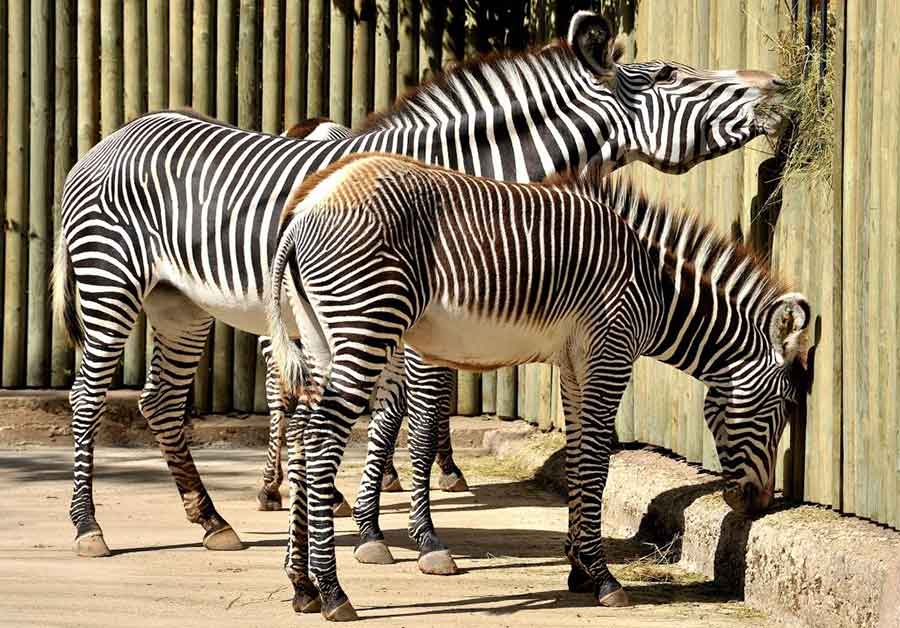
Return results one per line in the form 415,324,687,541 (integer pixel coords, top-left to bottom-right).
0,446,780,627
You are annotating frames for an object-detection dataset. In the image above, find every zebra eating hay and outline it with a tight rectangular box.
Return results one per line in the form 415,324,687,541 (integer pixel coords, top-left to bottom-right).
268,154,811,620
52,10,786,563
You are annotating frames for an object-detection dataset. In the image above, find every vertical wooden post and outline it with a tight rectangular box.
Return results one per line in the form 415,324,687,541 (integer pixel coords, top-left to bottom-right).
307,0,327,117
456,370,480,416
481,370,496,415
418,0,440,82
148,0,169,110
3,0,31,386
330,0,350,124
285,0,308,126
373,0,393,111
213,0,236,412
121,0,148,387
536,365,553,431
351,0,375,128
191,0,214,410
0,0,7,385
51,0,76,387
496,367,517,419
233,0,258,412
169,0,191,108
27,0,51,386
396,0,417,95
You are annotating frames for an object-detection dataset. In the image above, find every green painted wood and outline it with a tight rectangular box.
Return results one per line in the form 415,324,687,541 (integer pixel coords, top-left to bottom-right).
26,0,52,387
3,0,30,386
51,0,76,387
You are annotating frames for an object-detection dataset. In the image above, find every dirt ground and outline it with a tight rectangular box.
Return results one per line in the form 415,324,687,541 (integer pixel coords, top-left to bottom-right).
0,445,782,627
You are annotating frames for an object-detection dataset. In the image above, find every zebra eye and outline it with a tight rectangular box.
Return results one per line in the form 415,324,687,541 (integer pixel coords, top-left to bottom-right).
656,65,676,83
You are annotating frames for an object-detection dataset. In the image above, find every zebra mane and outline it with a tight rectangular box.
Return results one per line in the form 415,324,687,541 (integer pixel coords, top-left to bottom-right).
361,40,588,131
550,170,790,322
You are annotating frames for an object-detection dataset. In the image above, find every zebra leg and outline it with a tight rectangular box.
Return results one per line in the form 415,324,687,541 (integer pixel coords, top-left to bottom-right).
257,337,289,511
141,288,242,551
284,402,322,613
558,364,591,593
70,338,132,557
569,357,633,607
353,349,406,565
434,385,467,492
405,356,458,575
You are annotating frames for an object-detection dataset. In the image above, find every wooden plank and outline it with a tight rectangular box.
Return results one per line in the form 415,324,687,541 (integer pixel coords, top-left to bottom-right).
148,0,169,110
481,369,496,415
169,0,190,108
516,365,527,420
330,0,350,125
213,0,236,412
457,371,481,416
0,0,6,385
233,0,259,412
307,0,327,117
284,0,307,125
373,0,393,112
496,367,517,419
121,0,147,387
26,0,52,386
51,0,76,387
395,0,417,95
3,0,31,386
191,0,214,411
418,0,439,82
537,364,553,431
351,0,374,128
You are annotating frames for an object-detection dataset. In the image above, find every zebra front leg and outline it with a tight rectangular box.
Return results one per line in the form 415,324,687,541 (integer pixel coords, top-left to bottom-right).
258,337,289,511
70,339,132,557
353,349,406,565
405,359,458,575
568,358,633,607
284,403,322,613
141,289,242,551
435,393,467,492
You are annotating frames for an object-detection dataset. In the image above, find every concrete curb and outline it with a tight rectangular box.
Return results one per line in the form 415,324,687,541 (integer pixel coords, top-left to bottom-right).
483,430,900,628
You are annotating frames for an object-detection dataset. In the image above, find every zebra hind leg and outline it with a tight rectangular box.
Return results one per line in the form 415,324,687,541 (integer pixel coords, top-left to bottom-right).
353,349,406,565
141,287,243,551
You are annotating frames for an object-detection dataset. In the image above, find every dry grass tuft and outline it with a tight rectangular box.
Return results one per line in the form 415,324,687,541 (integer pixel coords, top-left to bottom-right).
612,537,706,585
761,4,837,189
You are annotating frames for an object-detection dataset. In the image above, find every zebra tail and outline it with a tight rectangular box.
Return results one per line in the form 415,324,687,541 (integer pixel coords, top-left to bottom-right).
266,223,312,397
51,235,85,348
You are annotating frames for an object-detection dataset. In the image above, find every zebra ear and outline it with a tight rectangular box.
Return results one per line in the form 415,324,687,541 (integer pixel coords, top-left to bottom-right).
567,11,615,78
766,292,811,368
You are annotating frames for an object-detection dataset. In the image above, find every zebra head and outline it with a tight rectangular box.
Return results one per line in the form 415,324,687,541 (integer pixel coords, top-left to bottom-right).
705,293,812,514
567,11,786,174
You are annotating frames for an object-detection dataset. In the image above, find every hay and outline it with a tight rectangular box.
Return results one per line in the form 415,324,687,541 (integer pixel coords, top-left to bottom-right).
612,537,706,585
761,3,837,189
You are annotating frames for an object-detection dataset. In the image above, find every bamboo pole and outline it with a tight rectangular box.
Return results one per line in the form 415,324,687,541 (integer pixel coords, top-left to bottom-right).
148,0,169,110
396,0,417,94
51,0,76,387
169,0,191,108
284,0,308,125
26,0,51,387
3,0,31,386
307,0,326,117
330,0,350,124
351,0,375,128
233,0,259,412
213,0,236,412
120,0,148,387
192,0,214,410
373,0,393,111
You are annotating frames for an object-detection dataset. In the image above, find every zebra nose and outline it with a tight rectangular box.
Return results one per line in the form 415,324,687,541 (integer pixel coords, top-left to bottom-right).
723,482,772,514
737,70,785,91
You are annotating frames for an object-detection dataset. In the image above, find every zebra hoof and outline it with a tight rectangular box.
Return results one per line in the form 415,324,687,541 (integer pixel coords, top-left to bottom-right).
202,525,244,551
256,488,283,511
323,598,358,622
417,549,458,575
292,590,322,614
438,472,469,492
595,581,631,608
354,540,395,565
332,498,353,518
74,531,111,558
381,475,403,492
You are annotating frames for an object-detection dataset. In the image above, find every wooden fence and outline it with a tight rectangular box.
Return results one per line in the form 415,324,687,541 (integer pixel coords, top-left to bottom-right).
0,0,896,529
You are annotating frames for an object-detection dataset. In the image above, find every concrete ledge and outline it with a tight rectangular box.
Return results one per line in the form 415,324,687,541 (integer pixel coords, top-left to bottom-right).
504,439,900,628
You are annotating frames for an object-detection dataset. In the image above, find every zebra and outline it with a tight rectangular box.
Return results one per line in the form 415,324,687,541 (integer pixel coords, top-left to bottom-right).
267,153,811,620
51,10,785,562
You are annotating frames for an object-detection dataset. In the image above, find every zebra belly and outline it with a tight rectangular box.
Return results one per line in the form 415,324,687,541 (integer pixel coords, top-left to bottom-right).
403,303,569,371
